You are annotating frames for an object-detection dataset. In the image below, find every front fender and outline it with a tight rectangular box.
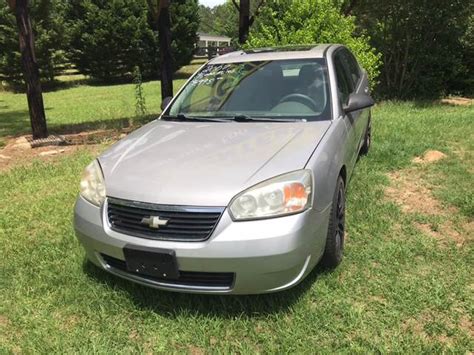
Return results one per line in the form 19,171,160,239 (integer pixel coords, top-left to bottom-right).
306,118,349,212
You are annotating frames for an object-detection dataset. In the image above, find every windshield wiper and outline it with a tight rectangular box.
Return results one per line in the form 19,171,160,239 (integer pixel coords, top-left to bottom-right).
230,114,306,123
162,114,305,123
161,114,229,122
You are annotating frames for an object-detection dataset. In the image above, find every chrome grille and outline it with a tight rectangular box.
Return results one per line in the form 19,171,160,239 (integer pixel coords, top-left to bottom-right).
107,197,224,241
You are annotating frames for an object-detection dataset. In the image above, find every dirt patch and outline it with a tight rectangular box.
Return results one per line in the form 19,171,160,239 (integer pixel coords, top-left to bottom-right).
385,167,472,247
440,97,473,106
62,128,130,145
413,221,467,247
56,314,80,331
0,314,9,327
459,315,474,337
0,139,103,172
188,346,205,355
128,329,140,341
368,295,387,305
0,128,131,172
412,150,447,164
401,313,430,339
385,170,444,215
401,311,457,345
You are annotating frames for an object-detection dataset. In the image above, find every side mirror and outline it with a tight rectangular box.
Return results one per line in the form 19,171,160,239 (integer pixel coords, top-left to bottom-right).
343,93,374,113
161,96,173,111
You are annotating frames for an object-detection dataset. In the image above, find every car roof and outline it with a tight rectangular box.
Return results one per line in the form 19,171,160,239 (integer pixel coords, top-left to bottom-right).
209,44,337,64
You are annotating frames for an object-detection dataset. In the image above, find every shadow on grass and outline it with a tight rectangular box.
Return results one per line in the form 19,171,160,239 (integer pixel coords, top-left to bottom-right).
5,70,194,94
173,71,197,80
83,259,326,318
0,98,8,110
0,110,31,137
48,114,157,136
41,78,91,92
412,100,443,108
0,110,157,140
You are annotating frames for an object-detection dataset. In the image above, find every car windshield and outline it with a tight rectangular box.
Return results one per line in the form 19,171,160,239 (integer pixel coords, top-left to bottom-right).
166,59,332,121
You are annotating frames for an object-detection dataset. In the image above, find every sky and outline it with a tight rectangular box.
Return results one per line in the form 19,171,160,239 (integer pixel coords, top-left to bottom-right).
199,0,226,7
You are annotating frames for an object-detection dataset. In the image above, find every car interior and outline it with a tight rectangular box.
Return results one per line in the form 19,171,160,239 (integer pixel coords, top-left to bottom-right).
177,60,332,119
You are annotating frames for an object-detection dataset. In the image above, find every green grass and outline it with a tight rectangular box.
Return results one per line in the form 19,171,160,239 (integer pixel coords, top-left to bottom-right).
0,59,210,145
0,79,187,141
0,59,207,142
1,101,473,352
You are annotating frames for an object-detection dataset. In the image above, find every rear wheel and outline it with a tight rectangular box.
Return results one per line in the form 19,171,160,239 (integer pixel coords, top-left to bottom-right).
360,114,372,155
320,176,345,268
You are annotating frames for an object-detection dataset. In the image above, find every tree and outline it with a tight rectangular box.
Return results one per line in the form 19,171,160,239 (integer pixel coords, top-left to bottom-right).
0,0,69,88
148,0,173,100
351,0,473,99
67,0,198,83
198,2,238,41
168,1,199,71
197,5,214,33
68,0,156,81
248,0,381,87
6,0,48,138
231,0,265,44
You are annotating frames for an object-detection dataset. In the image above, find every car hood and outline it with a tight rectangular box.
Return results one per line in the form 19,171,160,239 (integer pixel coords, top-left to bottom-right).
99,120,331,206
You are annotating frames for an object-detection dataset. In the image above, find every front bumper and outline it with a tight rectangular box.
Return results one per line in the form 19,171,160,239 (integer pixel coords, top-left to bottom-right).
74,196,330,294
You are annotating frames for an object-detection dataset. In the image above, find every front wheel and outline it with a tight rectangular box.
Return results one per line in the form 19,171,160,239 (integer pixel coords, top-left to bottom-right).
320,176,345,268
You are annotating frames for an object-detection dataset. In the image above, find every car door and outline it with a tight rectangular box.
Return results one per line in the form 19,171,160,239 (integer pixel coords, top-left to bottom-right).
333,51,359,172
339,49,369,152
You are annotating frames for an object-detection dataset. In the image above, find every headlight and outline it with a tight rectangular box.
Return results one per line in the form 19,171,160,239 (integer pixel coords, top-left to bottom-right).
229,170,312,220
80,160,106,206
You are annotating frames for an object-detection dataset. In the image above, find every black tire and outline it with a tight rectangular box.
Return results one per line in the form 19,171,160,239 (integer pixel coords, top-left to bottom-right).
320,176,345,268
360,114,372,155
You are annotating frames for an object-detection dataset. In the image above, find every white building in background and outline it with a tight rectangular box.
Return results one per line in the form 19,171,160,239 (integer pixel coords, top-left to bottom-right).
198,32,231,48
196,32,232,57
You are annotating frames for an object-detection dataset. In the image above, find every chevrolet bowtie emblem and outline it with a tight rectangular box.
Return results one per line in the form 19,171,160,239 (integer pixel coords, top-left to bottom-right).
141,216,169,229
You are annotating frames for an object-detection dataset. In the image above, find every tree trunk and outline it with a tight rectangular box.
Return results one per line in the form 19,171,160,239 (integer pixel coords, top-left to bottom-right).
238,0,250,45
14,0,48,139
158,0,173,100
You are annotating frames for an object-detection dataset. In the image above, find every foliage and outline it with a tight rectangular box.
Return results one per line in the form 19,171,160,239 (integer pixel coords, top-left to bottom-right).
133,66,147,118
453,13,474,96
198,0,264,45
197,4,214,34
67,0,155,81
352,0,474,99
247,0,382,88
170,0,200,70
198,2,238,42
67,0,198,81
0,0,199,85
0,0,69,88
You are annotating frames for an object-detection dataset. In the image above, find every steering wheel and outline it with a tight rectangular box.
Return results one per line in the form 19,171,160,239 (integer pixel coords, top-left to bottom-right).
278,93,318,111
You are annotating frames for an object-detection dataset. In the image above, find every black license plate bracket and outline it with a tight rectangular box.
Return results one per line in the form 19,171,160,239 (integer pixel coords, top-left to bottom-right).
123,245,180,279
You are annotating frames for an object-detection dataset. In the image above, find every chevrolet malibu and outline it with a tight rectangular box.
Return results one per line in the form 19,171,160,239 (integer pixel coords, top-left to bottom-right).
74,44,374,294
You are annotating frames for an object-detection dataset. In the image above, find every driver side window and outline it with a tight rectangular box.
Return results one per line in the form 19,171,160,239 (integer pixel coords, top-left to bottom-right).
334,54,352,105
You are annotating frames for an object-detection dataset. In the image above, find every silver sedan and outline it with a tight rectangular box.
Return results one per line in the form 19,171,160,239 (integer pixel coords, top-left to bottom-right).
74,44,374,294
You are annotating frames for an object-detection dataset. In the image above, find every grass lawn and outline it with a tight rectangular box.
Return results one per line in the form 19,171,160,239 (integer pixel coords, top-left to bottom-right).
0,59,209,146
0,79,186,142
0,94,473,351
